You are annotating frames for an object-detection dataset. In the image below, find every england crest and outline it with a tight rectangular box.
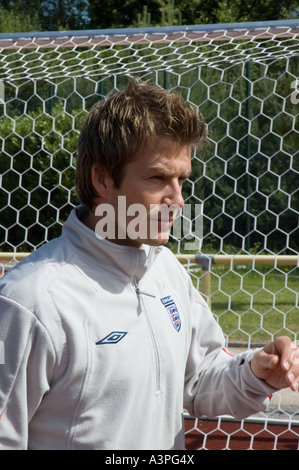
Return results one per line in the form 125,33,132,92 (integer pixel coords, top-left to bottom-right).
160,295,181,332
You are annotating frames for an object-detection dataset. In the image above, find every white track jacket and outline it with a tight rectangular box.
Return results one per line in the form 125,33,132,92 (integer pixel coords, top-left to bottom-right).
0,207,275,450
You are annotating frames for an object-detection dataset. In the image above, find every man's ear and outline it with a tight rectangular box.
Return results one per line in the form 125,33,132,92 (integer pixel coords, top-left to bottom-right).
91,164,112,200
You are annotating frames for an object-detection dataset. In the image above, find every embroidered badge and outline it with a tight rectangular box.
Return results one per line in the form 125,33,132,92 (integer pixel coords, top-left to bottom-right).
96,331,127,345
160,295,181,332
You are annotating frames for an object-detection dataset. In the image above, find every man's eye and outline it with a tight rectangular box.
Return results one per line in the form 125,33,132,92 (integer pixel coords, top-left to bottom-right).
151,175,163,180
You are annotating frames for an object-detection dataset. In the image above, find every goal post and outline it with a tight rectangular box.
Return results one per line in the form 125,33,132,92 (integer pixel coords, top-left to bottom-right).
0,20,298,449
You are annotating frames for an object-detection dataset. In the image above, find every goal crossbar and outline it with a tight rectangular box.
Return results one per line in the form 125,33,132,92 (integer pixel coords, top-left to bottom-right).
0,19,298,49
0,19,298,83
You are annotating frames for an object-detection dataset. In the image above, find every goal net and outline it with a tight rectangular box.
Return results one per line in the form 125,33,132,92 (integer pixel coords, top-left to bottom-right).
0,20,298,449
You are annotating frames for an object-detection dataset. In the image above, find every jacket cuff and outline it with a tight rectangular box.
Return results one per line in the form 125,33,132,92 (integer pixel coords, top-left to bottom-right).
239,349,278,396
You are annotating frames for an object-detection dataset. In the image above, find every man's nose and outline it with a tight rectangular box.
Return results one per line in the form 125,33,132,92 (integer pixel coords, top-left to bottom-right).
162,181,185,208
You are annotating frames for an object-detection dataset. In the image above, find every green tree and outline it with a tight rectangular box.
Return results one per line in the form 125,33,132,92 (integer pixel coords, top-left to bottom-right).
39,0,90,30
1,0,298,33
0,100,83,250
0,0,90,32
88,0,299,30
173,0,299,25
88,0,162,29
0,5,39,32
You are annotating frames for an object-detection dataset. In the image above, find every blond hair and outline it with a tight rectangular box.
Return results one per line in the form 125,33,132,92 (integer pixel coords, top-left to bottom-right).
76,79,205,209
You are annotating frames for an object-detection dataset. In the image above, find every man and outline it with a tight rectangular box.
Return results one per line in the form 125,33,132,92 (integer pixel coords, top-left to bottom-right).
0,79,298,450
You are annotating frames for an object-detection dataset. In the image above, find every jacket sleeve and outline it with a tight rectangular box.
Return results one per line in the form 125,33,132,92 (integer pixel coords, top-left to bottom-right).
0,295,55,449
183,286,276,420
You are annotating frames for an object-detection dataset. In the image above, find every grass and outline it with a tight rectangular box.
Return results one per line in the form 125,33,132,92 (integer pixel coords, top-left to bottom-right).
190,266,299,345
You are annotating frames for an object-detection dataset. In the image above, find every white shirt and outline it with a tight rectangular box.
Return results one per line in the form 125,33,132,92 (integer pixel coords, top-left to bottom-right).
0,207,274,449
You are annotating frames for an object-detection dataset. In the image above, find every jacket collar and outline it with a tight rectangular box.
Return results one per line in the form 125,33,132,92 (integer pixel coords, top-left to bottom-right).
61,206,163,283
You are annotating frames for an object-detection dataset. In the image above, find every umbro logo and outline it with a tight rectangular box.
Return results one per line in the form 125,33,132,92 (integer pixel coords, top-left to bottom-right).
96,331,127,345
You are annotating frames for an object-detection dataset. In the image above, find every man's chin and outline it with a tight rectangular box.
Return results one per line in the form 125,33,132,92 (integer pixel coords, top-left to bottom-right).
145,238,169,247
141,233,170,247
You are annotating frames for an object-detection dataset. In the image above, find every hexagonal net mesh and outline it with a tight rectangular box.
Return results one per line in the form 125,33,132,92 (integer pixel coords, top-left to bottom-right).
0,21,298,448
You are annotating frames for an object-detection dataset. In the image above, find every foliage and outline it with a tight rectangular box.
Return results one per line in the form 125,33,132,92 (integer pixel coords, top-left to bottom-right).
88,0,299,29
0,100,83,250
0,0,298,33
0,1,297,254
0,5,39,32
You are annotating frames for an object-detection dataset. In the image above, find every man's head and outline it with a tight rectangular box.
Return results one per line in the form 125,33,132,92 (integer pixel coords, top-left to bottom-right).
76,79,205,211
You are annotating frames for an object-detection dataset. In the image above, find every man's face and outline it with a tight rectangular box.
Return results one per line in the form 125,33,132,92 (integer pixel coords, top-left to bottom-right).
95,138,192,248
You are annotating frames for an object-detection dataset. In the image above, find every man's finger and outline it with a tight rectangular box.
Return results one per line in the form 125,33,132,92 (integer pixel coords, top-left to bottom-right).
281,341,299,371
287,371,299,391
253,349,279,371
269,354,280,368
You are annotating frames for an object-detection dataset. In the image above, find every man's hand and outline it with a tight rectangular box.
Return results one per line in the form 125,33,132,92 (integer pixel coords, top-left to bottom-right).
251,336,299,391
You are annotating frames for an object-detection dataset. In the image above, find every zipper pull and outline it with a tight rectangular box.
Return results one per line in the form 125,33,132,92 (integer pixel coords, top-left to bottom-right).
135,285,156,298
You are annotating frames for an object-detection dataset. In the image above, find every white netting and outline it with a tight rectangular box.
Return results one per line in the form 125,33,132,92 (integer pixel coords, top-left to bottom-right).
0,21,298,449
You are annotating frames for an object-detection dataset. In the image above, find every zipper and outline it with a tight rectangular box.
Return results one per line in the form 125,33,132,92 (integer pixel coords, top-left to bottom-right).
135,283,161,393
135,286,156,298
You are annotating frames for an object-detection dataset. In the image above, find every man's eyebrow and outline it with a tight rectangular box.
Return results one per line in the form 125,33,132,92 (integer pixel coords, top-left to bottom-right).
148,166,192,179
